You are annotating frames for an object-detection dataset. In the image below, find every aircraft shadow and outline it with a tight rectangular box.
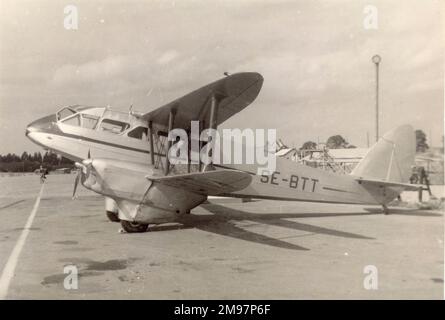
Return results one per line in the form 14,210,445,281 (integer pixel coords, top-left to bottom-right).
149,224,194,232
173,203,376,251
0,199,26,211
364,207,443,217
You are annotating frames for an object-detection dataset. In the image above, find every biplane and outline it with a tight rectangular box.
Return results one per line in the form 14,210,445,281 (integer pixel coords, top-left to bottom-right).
26,72,419,232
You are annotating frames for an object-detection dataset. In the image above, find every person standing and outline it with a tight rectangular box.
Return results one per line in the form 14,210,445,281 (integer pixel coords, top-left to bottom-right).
40,167,48,183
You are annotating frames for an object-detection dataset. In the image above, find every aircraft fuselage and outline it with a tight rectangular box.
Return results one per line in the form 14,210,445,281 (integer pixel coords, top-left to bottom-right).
26,105,392,213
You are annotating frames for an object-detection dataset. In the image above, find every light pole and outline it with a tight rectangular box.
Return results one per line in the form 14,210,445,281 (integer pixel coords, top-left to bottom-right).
372,54,381,142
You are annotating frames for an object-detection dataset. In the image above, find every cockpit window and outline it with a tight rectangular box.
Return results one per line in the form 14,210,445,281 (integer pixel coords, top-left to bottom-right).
99,119,129,134
81,114,99,130
127,126,148,140
62,114,81,127
57,107,76,121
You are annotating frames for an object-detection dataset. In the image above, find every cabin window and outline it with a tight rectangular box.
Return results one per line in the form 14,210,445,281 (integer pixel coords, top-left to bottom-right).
127,126,148,140
57,107,76,121
81,114,99,130
99,119,129,134
61,114,81,127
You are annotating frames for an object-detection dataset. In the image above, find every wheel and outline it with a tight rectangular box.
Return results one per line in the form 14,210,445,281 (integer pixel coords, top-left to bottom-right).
120,220,149,233
106,211,120,222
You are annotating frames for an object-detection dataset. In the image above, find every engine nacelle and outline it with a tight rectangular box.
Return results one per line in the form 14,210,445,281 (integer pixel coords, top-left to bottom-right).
105,197,118,214
114,199,182,224
81,158,207,224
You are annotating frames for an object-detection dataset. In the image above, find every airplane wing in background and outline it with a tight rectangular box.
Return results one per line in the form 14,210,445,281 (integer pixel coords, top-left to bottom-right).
140,72,263,130
147,169,252,196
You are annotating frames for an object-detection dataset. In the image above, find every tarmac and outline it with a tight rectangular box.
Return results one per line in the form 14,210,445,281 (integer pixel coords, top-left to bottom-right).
0,174,443,299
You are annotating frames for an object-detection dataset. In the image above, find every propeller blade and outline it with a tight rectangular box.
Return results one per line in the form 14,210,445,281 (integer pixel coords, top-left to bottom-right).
72,150,92,199
72,169,80,199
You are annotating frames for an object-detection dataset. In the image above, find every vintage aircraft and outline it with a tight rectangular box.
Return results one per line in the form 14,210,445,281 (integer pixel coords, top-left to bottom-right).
26,72,419,233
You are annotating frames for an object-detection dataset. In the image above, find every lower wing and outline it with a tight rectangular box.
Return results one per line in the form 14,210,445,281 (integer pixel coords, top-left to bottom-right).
147,169,252,196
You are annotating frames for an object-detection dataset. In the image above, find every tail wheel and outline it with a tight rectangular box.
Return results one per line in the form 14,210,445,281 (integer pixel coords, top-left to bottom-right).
106,211,120,222
120,220,149,233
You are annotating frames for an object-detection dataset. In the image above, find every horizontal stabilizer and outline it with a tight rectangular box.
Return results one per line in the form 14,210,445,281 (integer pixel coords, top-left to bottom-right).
147,169,252,195
356,177,421,191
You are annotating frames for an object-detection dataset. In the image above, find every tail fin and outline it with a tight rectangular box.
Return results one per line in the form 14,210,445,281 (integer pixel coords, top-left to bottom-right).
351,125,415,183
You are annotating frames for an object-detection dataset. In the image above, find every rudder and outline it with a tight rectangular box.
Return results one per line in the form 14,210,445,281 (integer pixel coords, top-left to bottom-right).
351,125,416,183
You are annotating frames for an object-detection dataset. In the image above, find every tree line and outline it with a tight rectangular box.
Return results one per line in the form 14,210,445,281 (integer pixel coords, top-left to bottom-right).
0,151,74,172
298,130,430,152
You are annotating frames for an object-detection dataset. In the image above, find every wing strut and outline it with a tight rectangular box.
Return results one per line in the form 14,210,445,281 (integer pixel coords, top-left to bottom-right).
209,94,219,129
148,121,155,165
164,109,176,175
202,94,219,172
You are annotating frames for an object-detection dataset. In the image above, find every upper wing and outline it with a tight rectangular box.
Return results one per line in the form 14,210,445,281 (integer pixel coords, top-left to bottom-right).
147,169,252,195
356,177,421,191
141,72,263,130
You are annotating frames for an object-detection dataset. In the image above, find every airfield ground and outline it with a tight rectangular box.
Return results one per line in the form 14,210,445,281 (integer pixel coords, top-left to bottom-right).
0,174,443,299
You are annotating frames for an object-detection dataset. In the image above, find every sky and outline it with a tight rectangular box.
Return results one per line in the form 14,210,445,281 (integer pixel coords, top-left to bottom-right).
0,0,443,154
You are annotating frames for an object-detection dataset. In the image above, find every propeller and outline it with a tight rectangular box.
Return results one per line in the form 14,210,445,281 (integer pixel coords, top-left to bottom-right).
72,169,81,199
72,150,91,200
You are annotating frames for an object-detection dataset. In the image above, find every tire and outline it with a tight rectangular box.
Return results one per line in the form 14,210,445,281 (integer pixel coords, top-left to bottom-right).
106,211,120,222
120,220,149,233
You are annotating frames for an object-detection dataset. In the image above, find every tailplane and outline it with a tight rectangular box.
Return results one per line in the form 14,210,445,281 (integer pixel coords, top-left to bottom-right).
351,125,418,206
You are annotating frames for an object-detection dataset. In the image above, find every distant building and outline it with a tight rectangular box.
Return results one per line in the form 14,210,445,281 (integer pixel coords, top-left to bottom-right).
275,140,444,183
298,148,368,174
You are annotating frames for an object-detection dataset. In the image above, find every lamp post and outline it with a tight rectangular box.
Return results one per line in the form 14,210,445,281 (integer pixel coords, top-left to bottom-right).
372,54,381,142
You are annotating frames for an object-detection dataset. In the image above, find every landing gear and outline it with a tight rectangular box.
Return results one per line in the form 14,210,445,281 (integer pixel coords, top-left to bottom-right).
120,220,149,233
382,205,389,215
106,211,120,222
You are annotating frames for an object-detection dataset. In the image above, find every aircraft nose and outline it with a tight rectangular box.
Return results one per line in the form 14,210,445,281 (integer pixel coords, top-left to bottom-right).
25,114,57,136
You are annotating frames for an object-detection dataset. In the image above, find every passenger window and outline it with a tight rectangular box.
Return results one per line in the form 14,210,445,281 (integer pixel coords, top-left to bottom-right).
82,114,99,129
99,119,129,134
62,114,81,127
127,126,148,140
